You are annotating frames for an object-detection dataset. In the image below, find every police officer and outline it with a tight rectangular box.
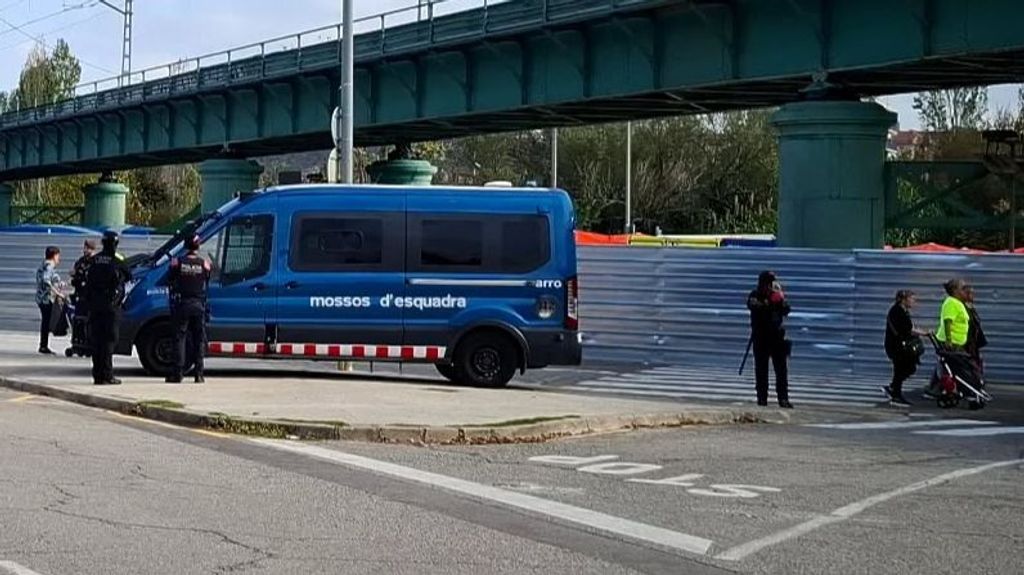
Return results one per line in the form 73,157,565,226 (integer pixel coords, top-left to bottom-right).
746,270,793,409
166,234,211,384
70,239,98,310
84,231,130,385
67,238,99,357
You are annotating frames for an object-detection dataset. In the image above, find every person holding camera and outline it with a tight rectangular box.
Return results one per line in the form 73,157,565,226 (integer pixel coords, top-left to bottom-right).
746,270,793,408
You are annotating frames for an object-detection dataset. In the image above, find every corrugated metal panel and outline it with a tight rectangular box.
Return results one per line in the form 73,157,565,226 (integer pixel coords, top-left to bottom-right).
3,234,1021,384
579,246,1024,384
0,234,163,332
851,250,1024,381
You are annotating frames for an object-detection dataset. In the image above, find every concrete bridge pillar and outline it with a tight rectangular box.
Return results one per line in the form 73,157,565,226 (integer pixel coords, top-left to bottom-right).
772,101,897,249
366,144,438,185
367,159,438,185
0,183,13,228
199,159,263,213
83,178,128,229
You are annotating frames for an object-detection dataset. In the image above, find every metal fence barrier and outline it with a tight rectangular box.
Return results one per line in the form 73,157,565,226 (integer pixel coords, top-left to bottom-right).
578,246,1024,384
3,234,1021,383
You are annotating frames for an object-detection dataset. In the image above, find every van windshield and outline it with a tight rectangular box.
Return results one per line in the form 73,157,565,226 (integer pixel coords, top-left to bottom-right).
141,198,245,268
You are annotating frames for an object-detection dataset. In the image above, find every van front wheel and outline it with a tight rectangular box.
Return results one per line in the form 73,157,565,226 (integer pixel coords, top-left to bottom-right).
138,321,191,377
454,332,519,388
435,363,459,383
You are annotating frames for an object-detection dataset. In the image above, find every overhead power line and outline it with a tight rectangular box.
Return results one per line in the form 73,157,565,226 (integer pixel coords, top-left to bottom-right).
0,12,117,76
0,1,97,40
0,10,107,54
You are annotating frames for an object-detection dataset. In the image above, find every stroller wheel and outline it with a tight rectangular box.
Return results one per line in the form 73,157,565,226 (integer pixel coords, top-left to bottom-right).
967,400,985,411
937,395,959,409
64,348,74,358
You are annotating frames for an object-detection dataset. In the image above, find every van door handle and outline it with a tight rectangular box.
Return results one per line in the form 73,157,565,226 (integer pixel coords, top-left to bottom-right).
284,281,301,290
252,282,267,293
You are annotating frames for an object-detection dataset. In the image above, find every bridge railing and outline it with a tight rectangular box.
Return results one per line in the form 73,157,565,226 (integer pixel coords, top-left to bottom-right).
0,0,665,128
9,206,85,227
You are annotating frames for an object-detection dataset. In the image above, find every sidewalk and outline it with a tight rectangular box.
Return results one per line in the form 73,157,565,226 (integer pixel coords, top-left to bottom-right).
0,332,785,443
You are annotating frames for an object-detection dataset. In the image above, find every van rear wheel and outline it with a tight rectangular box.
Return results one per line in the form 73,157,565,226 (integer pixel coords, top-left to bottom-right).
453,332,519,388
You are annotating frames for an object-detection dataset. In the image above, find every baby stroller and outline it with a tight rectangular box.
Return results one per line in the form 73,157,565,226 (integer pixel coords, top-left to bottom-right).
925,334,991,410
64,300,91,358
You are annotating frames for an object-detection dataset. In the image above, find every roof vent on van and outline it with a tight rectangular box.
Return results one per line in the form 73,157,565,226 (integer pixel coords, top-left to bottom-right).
484,181,514,188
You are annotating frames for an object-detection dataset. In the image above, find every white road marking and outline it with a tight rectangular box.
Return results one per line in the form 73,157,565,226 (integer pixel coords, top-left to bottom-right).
252,439,714,556
0,561,47,575
914,426,1024,437
577,462,663,475
806,419,995,431
572,384,878,407
716,458,1024,562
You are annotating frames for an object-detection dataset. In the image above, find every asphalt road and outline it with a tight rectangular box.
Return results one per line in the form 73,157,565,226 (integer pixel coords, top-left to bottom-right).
3,387,1022,575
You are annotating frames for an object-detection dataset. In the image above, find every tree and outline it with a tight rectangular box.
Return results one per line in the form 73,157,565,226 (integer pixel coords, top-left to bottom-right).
912,87,989,132
7,40,81,110
7,40,86,212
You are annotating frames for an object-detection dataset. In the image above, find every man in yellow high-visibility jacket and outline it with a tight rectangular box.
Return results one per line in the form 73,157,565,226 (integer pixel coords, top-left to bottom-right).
928,278,976,399
936,278,970,350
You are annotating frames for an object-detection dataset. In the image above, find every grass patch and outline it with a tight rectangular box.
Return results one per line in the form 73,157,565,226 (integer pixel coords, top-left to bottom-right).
137,399,185,410
462,415,581,428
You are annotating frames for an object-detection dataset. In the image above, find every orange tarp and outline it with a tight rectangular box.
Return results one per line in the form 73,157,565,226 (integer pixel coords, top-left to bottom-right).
575,231,630,245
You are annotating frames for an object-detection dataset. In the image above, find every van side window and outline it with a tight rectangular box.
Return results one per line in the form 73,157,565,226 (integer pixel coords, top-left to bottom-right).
289,213,403,272
410,214,550,274
220,215,273,286
501,217,550,272
421,220,483,267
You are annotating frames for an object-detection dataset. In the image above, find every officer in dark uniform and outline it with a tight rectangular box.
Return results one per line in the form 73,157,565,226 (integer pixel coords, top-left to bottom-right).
166,235,211,384
84,231,130,385
70,238,98,309
746,270,793,408
67,238,99,357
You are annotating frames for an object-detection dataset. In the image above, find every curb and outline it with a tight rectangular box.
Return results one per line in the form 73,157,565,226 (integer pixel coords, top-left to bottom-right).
0,375,789,444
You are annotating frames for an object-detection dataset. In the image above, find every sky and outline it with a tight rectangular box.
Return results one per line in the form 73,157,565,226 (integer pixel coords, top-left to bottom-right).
0,0,1019,130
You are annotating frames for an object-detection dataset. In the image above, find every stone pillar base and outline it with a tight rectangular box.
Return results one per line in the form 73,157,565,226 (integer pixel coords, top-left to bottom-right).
83,180,128,229
367,159,438,186
199,159,263,213
772,101,897,249
0,183,13,228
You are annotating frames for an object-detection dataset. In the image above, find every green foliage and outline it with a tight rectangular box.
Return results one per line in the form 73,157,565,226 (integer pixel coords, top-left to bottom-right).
3,40,81,111
426,111,778,234
118,165,201,228
912,88,989,132
888,87,1023,250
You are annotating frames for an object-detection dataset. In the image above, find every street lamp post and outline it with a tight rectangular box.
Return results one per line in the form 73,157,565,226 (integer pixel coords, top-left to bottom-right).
338,0,355,184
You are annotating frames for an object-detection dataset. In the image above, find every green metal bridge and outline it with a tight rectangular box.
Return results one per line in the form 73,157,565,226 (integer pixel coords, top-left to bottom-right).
0,0,1022,248
2,0,1023,180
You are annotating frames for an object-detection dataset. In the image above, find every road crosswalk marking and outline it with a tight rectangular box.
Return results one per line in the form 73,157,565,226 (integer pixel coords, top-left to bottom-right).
570,365,886,407
807,419,996,431
914,426,1024,437
805,418,1024,438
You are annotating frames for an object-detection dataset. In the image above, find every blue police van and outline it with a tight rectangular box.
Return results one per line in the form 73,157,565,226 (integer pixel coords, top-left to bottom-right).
119,185,582,388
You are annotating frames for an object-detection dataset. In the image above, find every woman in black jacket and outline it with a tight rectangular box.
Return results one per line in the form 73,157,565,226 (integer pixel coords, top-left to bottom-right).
884,290,925,406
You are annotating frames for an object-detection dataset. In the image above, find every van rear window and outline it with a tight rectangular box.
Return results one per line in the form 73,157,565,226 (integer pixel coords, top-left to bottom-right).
413,214,550,274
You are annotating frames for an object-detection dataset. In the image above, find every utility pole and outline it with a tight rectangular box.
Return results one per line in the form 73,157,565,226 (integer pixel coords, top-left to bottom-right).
339,0,355,184
99,0,133,86
625,121,632,234
550,128,559,188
